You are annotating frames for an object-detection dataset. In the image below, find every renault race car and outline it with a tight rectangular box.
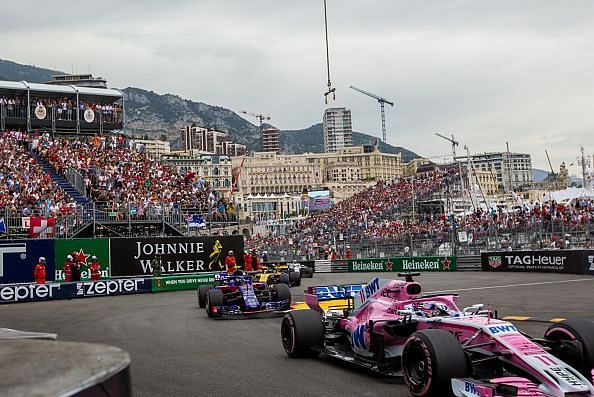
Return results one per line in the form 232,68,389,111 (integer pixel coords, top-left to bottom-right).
253,264,302,287
197,272,291,318
281,273,594,397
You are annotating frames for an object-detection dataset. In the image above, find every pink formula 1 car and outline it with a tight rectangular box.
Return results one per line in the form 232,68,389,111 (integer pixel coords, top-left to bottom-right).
281,273,594,397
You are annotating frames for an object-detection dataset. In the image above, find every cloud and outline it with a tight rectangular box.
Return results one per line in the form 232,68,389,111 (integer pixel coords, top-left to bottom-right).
2,0,593,172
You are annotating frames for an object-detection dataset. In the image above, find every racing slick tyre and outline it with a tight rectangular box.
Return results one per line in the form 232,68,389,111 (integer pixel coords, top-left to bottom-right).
279,273,290,285
197,285,212,308
281,309,324,358
274,283,291,309
306,267,313,278
545,318,594,379
289,271,301,287
402,329,468,397
206,289,224,318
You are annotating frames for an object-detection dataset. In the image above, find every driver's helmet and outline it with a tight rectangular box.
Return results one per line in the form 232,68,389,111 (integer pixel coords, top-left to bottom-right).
419,302,450,317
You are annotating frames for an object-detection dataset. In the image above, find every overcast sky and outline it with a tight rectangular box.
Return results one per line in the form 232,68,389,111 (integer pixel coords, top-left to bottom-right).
4,0,594,172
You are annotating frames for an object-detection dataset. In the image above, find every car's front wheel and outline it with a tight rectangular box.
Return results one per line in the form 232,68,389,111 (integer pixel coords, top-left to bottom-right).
273,283,291,309
281,309,324,358
545,318,594,379
402,329,468,397
197,284,212,308
206,289,224,318
289,271,301,287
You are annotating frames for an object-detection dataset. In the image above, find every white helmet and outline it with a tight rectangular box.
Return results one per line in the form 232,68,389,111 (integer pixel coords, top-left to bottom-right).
67,255,73,261
39,257,46,263
91,256,97,261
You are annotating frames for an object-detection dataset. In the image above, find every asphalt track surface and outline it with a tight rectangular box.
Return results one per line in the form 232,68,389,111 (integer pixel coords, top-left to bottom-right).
2,272,594,397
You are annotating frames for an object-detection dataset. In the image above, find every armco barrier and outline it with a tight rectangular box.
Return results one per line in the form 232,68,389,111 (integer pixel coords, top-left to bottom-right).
151,274,215,292
481,250,594,275
0,278,152,304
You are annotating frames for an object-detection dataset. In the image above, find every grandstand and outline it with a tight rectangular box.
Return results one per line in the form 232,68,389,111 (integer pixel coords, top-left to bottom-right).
0,80,123,135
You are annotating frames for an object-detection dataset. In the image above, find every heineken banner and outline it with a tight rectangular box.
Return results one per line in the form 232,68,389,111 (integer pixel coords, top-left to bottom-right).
110,236,244,277
152,274,215,293
348,256,457,272
0,239,56,284
54,238,110,281
481,250,594,275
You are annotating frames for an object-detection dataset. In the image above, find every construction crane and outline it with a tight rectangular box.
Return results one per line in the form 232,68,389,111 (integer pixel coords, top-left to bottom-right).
435,132,469,211
240,110,271,126
350,85,394,143
322,0,336,104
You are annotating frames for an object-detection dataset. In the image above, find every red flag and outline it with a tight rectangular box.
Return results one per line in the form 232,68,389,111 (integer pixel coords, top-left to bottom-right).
29,217,56,238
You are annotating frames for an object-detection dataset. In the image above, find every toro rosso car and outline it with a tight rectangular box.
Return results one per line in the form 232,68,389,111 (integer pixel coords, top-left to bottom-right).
281,273,594,397
198,272,291,318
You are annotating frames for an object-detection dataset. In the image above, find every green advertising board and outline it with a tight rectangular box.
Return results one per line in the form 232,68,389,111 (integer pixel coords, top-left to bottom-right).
152,273,215,293
348,256,457,272
348,258,391,272
54,238,111,281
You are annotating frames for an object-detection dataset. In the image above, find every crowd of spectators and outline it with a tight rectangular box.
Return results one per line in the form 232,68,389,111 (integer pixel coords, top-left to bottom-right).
0,130,74,217
246,169,594,259
0,96,122,123
35,133,232,220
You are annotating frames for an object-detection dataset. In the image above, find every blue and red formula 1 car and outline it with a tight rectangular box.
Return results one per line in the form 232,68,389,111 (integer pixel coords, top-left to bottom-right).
281,273,594,397
197,271,291,318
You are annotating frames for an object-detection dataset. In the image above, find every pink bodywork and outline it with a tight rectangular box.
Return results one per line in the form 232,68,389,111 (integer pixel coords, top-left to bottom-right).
305,278,594,397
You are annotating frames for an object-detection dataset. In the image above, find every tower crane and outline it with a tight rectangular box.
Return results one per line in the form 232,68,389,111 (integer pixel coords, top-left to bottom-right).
240,110,271,126
350,85,394,143
435,132,469,211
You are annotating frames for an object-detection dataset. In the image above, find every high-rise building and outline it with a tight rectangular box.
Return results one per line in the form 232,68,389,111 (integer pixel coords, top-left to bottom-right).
323,107,352,153
262,127,280,153
180,125,244,156
458,152,533,192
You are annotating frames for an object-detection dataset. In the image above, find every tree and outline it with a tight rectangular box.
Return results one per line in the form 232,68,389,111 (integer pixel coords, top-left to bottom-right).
159,134,168,141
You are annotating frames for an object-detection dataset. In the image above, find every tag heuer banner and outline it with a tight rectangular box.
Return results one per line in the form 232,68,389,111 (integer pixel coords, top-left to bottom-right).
348,256,457,272
55,238,110,281
109,236,244,277
481,250,594,275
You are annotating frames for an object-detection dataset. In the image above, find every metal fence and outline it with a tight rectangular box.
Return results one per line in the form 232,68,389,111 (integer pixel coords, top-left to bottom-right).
65,167,87,196
255,221,594,262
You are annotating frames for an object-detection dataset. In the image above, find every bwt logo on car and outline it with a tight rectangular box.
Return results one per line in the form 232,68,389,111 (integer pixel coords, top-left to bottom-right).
359,278,380,303
488,324,518,335
464,381,481,396
0,284,62,303
77,279,145,296
351,324,367,349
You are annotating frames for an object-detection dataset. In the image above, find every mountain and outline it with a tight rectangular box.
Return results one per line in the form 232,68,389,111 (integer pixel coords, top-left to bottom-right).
0,59,61,83
532,168,549,182
281,123,419,162
0,59,419,159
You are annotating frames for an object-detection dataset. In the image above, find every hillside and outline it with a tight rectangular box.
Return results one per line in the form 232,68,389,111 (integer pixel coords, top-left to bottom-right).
0,59,420,159
0,59,61,83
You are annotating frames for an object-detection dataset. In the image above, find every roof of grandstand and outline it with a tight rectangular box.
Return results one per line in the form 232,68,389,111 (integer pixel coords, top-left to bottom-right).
0,80,122,101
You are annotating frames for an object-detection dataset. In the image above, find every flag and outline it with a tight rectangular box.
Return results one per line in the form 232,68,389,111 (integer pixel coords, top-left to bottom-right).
0,218,5,234
188,215,206,228
29,217,56,238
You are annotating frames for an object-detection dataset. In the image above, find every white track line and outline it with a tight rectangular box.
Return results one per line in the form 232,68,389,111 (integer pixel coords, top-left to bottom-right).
427,278,594,294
